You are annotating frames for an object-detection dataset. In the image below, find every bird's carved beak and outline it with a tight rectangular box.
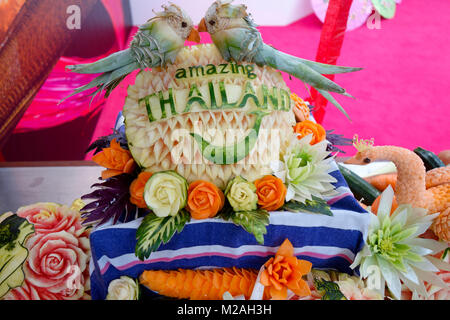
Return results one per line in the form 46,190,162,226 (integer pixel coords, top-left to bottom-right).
197,18,207,32
187,27,201,43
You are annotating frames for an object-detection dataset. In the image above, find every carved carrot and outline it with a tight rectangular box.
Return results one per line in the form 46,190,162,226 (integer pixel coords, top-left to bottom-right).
364,173,397,192
140,267,266,300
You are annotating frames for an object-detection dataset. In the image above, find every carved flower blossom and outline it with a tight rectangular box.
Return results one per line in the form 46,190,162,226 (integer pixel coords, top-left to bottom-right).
260,239,312,300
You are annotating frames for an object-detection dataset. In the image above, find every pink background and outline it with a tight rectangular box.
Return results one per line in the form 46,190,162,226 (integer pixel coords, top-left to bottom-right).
3,0,449,161
92,0,450,158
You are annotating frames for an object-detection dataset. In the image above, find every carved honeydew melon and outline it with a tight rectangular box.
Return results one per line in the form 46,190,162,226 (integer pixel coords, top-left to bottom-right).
123,44,296,188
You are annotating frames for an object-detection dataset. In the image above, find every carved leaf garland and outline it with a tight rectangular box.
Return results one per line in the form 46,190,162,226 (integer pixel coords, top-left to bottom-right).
135,210,191,261
283,196,333,216
80,174,138,226
325,129,353,154
218,204,269,244
314,278,346,300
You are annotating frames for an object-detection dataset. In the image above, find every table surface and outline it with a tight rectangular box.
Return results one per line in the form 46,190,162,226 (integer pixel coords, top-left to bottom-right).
0,161,103,213
0,158,363,214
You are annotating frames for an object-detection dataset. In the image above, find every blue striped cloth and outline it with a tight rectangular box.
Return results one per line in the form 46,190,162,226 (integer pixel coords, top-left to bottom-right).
88,159,371,300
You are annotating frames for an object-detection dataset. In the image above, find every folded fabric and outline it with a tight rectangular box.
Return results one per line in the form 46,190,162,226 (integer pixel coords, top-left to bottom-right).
88,160,371,300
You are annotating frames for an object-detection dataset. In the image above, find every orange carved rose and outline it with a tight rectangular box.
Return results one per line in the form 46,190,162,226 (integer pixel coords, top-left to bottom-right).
186,180,225,220
92,139,136,179
254,175,287,211
130,172,153,208
260,239,312,300
291,93,310,122
293,120,326,145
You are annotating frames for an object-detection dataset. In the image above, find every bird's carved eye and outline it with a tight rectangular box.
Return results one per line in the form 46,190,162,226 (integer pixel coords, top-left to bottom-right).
181,22,187,28
363,158,371,164
209,20,216,26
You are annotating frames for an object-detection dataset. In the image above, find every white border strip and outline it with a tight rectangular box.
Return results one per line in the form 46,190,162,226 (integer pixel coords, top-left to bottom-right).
93,244,356,275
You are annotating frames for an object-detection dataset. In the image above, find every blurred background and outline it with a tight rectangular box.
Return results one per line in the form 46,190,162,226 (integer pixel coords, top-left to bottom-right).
0,0,448,162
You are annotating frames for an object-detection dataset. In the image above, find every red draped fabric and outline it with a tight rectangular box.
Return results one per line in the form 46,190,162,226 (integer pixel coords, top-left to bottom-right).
309,0,353,123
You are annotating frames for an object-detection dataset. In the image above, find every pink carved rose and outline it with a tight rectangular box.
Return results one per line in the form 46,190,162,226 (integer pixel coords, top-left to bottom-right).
22,229,90,300
17,202,82,235
2,202,91,300
3,280,61,300
3,279,91,300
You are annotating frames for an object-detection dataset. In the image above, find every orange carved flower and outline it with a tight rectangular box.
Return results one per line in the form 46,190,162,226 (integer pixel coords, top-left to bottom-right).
92,139,136,179
291,93,310,122
254,175,287,211
293,120,326,145
260,239,312,300
130,171,153,208
187,180,225,220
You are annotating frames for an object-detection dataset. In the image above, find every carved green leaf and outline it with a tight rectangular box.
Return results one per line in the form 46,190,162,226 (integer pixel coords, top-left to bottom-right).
135,210,190,261
217,203,270,244
283,196,333,216
314,278,346,300
442,247,450,260
230,209,270,244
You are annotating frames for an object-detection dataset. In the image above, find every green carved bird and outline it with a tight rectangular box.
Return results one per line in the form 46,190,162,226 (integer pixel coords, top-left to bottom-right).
198,0,362,119
62,3,200,102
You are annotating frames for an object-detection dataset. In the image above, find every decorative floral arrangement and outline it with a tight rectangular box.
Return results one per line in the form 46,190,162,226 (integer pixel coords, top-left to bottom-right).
106,276,140,300
108,185,449,301
293,120,326,145
259,239,312,299
99,133,449,301
0,201,91,300
80,101,344,261
291,94,353,154
291,93,311,122
298,269,383,300
350,186,450,300
91,138,136,180
340,136,449,300
113,237,440,301
270,133,337,205
2,0,447,301
138,238,312,300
